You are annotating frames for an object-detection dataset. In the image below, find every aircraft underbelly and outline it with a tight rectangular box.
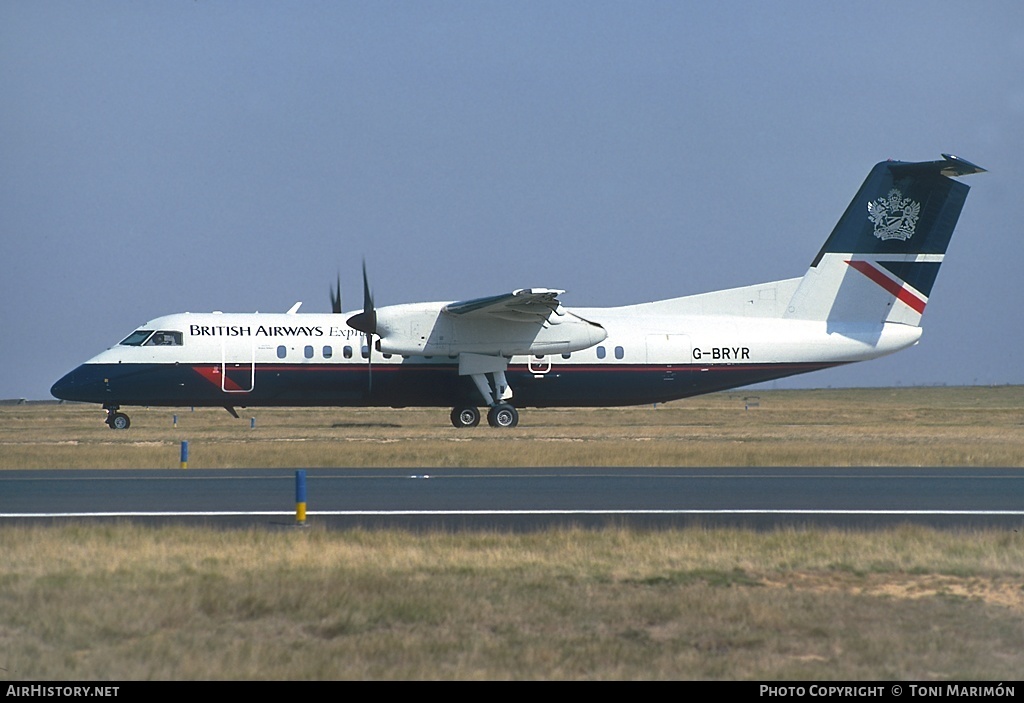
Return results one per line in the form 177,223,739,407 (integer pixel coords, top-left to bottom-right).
507,362,841,407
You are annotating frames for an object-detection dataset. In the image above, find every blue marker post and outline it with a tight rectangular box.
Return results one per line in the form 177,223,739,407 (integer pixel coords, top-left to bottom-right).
180,440,189,469
295,470,307,526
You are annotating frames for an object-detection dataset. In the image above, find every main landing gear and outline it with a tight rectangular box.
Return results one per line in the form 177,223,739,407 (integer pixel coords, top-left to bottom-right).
487,403,519,428
450,406,480,428
449,403,519,428
450,360,520,428
104,406,130,430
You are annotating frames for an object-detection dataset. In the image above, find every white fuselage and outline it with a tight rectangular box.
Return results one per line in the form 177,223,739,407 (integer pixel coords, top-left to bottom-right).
55,279,920,412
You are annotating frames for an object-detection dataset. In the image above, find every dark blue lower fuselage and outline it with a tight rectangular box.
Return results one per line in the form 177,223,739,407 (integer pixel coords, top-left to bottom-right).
50,360,841,409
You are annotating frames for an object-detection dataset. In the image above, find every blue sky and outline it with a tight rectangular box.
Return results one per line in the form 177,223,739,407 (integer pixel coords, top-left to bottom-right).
2,1,1021,399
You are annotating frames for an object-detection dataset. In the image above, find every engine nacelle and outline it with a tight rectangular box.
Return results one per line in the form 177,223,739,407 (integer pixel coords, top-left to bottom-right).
374,303,606,357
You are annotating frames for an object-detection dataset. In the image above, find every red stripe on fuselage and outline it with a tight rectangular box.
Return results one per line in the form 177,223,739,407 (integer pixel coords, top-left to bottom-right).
191,361,840,376
192,365,243,391
846,260,927,314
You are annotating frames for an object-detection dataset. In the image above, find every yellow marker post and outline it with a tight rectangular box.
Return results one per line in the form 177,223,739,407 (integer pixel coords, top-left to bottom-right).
180,440,188,469
296,470,307,526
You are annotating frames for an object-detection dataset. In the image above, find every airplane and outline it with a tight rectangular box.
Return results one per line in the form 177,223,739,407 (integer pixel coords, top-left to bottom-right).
51,154,985,430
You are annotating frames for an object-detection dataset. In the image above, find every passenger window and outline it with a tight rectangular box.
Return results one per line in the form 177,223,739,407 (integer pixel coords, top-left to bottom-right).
383,353,392,359
304,345,314,359
277,345,287,359
323,346,333,359
361,345,369,359
614,346,624,360
562,352,571,359
596,346,606,359
344,346,353,359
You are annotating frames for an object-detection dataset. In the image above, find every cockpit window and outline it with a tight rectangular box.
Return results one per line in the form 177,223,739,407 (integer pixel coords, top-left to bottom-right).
144,330,183,346
120,330,154,346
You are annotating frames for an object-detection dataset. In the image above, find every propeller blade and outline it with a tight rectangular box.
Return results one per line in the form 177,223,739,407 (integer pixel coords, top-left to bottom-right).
362,260,373,311
366,334,373,396
346,261,377,335
364,262,373,395
342,261,377,397
330,274,342,314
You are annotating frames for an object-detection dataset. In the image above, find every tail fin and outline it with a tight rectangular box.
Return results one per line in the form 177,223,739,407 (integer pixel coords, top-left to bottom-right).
785,154,985,326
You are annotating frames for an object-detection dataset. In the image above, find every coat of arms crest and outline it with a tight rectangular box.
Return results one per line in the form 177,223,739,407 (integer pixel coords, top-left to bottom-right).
867,188,921,241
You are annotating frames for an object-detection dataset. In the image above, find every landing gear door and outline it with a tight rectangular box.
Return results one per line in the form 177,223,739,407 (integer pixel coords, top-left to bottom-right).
220,343,256,393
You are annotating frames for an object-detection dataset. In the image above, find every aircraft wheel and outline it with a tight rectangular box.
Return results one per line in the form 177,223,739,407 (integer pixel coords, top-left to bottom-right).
486,403,519,428
108,412,131,430
450,406,480,428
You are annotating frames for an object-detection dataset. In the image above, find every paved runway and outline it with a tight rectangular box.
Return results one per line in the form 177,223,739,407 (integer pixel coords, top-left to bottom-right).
2,467,1023,530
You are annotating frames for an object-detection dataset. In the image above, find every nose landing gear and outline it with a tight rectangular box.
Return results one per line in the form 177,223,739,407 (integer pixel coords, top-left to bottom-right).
104,406,131,430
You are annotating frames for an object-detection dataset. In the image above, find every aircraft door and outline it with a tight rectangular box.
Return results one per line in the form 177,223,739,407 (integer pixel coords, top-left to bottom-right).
645,335,691,383
220,344,256,393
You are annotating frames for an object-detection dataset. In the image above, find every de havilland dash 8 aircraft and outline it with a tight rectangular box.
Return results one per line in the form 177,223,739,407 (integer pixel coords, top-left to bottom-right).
52,154,985,429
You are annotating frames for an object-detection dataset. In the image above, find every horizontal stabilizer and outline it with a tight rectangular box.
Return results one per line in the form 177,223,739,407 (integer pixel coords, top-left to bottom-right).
889,153,987,178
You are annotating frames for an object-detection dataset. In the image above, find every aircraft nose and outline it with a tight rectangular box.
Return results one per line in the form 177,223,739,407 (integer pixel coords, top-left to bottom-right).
50,369,76,400
51,366,95,402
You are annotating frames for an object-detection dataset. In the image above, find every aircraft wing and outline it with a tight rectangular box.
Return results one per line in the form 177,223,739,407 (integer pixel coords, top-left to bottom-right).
443,288,566,323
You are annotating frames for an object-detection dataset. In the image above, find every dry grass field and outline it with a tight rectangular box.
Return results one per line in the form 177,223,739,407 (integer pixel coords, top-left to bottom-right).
2,387,1022,679
1,524,1022,680
1,386,1021,468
